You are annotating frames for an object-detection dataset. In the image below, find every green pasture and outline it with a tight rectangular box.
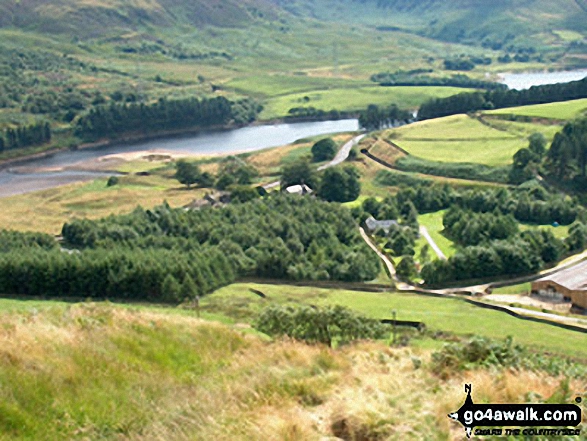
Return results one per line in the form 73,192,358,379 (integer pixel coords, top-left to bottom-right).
259,86,473,120
485,98,587,120
395,138,525,166
385,114,565,166
478,118,563,141
203,283,587,359
492,283,532,295
417,210,458,259
390,114,517,140
223,74,370,98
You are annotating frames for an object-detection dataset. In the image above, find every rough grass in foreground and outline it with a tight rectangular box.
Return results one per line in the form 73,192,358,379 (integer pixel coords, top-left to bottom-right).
0,301,584,440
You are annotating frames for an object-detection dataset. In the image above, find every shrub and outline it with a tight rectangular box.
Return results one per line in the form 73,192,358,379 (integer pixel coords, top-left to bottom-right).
431,336,587,379
254,305,388,347
106,176,119,187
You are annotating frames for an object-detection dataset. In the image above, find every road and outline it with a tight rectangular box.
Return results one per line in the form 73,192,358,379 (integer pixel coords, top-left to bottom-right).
359,227,398,283
262,134,365,190
361,226,587,330
317,134,366,171
360,227,416,290
419,226,447,260
508,307,587,328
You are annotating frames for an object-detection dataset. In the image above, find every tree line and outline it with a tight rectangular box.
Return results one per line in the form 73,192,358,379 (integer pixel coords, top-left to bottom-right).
404,184,586,284
74,96,261,141
358,104,412,131
390,182,579,226
0,196,380,302
544,118,587,190
418,77,587,120
0,122,51,152
371,71,504,90
421,227,574,285
61,196,379,283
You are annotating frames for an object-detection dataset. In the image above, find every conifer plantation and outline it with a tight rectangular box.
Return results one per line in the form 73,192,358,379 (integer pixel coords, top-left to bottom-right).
0,196,380,302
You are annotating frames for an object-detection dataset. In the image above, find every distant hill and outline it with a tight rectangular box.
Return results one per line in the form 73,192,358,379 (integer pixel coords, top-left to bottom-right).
0,0,282,36
278,0,587,46
2,0,585,45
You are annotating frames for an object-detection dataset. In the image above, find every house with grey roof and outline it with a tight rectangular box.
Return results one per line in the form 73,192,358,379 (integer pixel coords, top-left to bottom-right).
365,216,399,233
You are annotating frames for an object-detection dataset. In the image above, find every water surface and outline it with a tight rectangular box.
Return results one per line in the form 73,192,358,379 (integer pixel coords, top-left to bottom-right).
499,69,587,90
0,119,359,197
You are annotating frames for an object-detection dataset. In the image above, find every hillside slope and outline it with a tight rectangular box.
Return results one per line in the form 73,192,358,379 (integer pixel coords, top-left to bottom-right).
0,0,282,36
0,301,584,440
279,0,587,45
2,0,586,44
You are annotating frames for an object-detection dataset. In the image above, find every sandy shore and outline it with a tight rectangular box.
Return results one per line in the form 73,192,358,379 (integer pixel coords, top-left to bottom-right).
11,149,210,174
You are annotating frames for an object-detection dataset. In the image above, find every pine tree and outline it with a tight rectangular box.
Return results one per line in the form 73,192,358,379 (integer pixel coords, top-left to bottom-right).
161,274,181,303
181,274,197,301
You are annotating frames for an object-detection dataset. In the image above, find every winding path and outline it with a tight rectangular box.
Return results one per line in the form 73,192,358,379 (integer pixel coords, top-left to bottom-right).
419,226,447,260
262,134,365,190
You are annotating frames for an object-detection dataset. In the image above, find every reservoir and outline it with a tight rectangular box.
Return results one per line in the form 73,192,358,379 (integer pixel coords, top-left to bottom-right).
499,69,587,90
0,119,359,197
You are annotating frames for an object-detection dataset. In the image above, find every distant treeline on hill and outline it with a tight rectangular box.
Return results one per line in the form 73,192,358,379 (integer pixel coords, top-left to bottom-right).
359,104,412,130
418,77,587,120
0,121,51,152
0,196,380,302
371,71,505,90
74,96,261,141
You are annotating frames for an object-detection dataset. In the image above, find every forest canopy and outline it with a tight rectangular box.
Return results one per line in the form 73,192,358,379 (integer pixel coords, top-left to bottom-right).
0,196,380,302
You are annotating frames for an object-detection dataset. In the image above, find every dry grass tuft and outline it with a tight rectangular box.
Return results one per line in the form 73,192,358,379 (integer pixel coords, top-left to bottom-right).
0,304,584,440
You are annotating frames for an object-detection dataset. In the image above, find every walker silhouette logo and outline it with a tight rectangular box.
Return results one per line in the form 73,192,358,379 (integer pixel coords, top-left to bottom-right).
448,385,583,439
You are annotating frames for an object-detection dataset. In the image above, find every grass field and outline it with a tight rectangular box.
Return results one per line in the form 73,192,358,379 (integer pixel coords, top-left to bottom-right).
416,211,458,259
0,175,202,234
485,98,587,120
492,282,532,295
204,283,587,359
385,114,566,166
477,117,563,140
395,138,525,166
259,86,473,120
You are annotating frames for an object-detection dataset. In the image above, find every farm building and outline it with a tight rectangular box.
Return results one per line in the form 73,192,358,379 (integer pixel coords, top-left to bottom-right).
365,217,399,233
285,184,313,196
531,260,587,310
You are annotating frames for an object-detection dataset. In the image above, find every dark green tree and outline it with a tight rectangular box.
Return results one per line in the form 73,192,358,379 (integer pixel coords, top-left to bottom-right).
396,256,418,281
317,166,361,203
181,274,197,301
528,132,547,159
161,274,181,303
175,160,201,189
280,157,318,190
311,138,337,162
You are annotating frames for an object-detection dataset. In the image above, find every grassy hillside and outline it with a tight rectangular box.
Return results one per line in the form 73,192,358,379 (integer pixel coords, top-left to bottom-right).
0,0,282,35
0,299,584,440
485,98,587,120
281,0,587,48
383,114,563,166
204,283,587,358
